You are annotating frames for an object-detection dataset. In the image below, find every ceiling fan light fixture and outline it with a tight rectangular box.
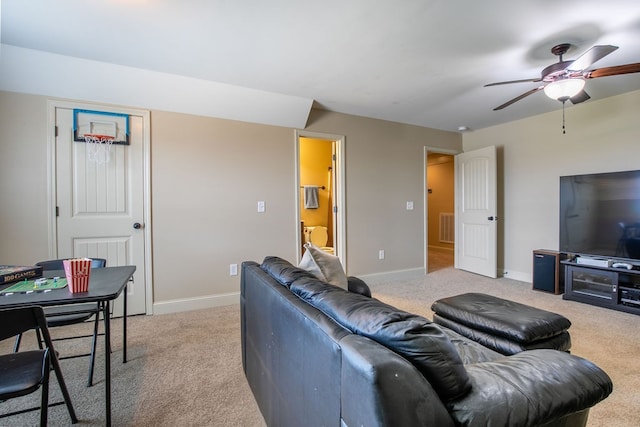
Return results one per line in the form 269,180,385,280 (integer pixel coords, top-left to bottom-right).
543,78,585,101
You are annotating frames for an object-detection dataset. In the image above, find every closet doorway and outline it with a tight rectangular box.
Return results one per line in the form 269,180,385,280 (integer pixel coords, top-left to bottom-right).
295,131,346,267
425,149,456,273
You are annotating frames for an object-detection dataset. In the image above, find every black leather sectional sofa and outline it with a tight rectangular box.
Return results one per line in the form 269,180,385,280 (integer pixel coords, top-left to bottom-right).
240,256,612,427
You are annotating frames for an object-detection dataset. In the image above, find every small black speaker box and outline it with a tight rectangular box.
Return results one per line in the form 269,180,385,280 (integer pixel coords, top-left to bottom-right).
533,250,566,294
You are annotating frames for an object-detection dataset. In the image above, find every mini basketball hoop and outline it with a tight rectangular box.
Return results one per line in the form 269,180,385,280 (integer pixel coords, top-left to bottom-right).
84,134,115,164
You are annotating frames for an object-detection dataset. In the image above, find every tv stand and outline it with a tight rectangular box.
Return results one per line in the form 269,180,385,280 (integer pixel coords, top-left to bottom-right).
562,260,640,315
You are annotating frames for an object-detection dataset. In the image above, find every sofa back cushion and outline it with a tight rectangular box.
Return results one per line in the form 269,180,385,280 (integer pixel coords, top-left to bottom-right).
261,256,317,288
290,276,472,401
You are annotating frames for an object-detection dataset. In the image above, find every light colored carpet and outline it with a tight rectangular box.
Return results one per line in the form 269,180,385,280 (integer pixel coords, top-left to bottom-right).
1,262,637,426
0,306,264,427
367,267,640,427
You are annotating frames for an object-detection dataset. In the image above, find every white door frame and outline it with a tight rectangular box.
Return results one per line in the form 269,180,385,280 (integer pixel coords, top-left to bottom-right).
295,130,347,270
46,99,154,314
424,146,460,274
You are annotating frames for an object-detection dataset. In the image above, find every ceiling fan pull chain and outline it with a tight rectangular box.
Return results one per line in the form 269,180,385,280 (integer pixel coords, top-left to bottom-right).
562,101,567,134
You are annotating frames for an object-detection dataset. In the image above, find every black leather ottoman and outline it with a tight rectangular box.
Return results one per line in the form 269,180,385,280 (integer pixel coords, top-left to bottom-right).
431,293,571,355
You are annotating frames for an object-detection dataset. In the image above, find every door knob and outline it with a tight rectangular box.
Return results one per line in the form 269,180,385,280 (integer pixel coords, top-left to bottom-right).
133,222,142,229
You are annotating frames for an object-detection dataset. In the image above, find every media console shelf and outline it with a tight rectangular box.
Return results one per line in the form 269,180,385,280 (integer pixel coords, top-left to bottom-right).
562,260,640,315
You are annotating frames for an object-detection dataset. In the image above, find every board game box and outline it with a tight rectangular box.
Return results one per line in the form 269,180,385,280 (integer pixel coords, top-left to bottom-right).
0,277,68,294
0,265,43,285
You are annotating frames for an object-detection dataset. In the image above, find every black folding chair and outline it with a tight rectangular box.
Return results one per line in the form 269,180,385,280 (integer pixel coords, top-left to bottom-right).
0,305,77,425
15,258,106,387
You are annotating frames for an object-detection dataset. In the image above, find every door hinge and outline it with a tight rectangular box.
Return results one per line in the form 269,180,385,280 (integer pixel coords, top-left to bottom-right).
54,126,58,137
332,154,336,161
333,206,338,213
55,206,59,217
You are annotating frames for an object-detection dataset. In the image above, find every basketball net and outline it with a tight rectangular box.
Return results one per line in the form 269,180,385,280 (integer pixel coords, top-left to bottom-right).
84,134,115,164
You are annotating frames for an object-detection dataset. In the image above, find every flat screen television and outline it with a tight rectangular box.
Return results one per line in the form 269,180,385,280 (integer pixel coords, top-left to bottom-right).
560,169,640,262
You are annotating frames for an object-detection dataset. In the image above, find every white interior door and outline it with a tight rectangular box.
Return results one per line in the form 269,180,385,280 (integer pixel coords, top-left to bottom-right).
455,145,497,278
54,105,148,315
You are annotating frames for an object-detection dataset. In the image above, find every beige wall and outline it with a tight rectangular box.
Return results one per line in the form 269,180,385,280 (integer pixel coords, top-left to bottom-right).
463,89,640,281
304,110,461,275
0,91,461,311
150,111,298,301
3,87,636,308
0,92,50,264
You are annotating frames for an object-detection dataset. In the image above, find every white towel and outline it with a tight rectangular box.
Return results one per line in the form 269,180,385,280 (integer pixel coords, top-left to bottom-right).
304,186,319,209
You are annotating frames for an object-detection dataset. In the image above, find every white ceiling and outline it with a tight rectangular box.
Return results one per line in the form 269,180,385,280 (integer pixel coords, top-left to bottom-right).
2,0,640,132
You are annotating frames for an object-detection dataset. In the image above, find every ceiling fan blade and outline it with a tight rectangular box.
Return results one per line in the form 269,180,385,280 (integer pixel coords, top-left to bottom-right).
567,45,618,72
484,78,541,87
493,86,545,111
570,90,591,104
585,63,640,78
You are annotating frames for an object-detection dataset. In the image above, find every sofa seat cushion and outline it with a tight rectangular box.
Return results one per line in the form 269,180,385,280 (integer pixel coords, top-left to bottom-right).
448,349,613,427
290,276,472,401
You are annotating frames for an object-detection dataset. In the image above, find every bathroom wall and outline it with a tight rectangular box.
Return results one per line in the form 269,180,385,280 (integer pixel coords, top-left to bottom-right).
299,137,333,230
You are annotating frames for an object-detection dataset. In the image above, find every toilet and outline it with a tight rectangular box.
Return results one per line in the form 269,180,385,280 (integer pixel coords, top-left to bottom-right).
305,226,334,255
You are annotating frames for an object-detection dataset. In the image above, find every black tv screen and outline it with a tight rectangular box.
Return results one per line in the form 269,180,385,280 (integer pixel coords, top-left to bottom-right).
560,170,640,262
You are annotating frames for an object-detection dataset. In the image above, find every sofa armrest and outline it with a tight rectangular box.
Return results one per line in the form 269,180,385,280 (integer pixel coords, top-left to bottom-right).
340,334,454,427
449,349,612,427
347,276,371,297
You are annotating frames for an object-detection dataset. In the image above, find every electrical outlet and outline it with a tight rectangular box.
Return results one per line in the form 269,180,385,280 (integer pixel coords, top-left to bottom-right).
406,201,414,210
230,263,238,276
378,250,385,260
257,201,265,213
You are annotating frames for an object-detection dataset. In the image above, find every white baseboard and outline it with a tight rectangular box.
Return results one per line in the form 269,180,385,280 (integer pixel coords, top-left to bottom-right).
500,268,531,283
359,267,531,284
357,268,425,285
150,267,532,315
152,292,239,315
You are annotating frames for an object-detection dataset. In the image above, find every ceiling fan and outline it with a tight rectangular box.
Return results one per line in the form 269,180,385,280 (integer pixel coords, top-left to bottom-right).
486,43,640,111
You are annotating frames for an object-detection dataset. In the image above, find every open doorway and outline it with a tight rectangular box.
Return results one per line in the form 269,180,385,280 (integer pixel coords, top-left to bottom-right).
426,151,455,272
295,131,346,266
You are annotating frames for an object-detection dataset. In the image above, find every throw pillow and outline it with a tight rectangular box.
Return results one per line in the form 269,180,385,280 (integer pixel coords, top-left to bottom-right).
298,242,348,290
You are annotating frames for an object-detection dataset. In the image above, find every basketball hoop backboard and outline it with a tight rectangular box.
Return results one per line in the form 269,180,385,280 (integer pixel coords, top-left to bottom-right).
73,109,130,145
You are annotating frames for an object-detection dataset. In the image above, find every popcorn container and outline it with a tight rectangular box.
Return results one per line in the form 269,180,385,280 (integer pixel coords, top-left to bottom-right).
63,258,92,293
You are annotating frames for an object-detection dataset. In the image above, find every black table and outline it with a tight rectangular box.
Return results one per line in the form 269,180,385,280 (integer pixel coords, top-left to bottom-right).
0,265,136,426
